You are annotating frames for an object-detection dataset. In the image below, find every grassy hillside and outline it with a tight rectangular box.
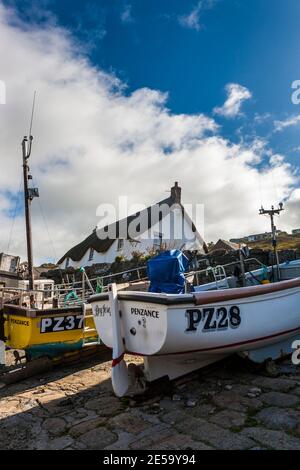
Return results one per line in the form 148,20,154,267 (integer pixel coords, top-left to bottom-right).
247,234,300,251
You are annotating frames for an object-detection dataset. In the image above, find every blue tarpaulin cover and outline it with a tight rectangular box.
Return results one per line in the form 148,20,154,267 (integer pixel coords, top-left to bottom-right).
147,250,189,294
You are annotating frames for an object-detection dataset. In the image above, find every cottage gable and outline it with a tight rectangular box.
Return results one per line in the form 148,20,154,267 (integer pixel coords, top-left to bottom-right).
58,183,206,268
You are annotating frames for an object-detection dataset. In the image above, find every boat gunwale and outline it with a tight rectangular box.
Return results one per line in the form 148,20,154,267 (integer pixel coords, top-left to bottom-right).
194,277,300,305
2,304,83,318
88,277,300,306
88,292,194,305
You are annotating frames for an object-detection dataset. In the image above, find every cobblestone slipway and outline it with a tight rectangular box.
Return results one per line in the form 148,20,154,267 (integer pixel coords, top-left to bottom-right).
1,352,300,450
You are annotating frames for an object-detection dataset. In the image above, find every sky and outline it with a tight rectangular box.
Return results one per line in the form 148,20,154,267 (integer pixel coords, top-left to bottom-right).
0,0,300,264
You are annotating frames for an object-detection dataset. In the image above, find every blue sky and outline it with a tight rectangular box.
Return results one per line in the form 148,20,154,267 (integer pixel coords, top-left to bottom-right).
1,0,300,262
5,0,300,166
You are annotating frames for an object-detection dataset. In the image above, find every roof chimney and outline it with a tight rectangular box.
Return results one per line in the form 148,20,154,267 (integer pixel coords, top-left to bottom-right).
171,182,181,204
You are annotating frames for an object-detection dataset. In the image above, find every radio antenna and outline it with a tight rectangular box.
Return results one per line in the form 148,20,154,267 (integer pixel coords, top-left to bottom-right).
28,90,36,139
26,91,36,160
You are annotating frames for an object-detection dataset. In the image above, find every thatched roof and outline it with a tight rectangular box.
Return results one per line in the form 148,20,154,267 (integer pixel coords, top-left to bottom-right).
58,183,206,264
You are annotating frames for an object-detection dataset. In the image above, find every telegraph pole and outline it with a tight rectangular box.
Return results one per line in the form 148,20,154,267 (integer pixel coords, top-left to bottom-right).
259,203,284,281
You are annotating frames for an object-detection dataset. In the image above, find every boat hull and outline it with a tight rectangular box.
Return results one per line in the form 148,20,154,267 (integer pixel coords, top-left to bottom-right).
2,304,99,359
143,352,229,382
90,279,300,385
92,283,300,357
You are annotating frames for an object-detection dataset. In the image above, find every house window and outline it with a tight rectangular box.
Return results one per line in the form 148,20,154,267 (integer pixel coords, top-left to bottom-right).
153,232,163,250
89,247,94,261
65,258,70,268
117,239,124,251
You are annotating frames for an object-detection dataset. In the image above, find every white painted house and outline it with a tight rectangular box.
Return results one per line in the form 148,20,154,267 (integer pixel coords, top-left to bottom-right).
57,183,207,270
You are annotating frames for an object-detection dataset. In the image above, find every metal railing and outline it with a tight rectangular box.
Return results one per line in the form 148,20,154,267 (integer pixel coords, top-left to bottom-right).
0,265,149,310
0,286,48,309
190,258,266,287
55,265,149,306
0,257,268,309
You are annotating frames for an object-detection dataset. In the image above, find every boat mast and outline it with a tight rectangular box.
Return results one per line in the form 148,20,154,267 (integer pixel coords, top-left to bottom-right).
22,91,39,293
259,203,284,281
22,136,35,291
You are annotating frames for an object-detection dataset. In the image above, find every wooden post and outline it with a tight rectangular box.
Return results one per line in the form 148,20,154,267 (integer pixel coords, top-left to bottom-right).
0,340,5,367
239,249,246,287
0,309,5,367
109,283,129,397
82,269,85,302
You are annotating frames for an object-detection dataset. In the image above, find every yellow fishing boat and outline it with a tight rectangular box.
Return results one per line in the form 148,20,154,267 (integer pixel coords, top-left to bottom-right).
0,129,105,365
2,303,98,360
0,277,100,361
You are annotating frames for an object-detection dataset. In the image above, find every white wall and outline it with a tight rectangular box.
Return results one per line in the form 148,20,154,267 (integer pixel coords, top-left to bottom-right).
58,207,203,269
0,254,20,272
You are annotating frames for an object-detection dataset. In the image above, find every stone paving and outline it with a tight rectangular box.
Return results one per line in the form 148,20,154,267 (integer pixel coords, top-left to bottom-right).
1,352,300,450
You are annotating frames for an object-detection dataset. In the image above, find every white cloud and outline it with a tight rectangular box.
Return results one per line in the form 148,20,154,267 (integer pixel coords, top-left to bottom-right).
73,2,107,47
254,112,272,124
178,0,215,31
274,115,300,132
0,3,298,265
121,4,133,24
214,83,252,118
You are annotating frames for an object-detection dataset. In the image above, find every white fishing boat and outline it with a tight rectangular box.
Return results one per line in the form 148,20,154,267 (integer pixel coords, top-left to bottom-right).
88,273,300,396
88,203,300,397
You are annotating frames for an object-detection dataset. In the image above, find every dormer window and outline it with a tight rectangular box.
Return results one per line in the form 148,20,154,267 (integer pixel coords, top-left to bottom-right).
153,232,163,249
89,247,94,261
117,239,124,251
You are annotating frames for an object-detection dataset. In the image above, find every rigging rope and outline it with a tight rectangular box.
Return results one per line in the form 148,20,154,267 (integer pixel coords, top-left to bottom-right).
37,197,58,265
258,172,263,208
30,175,64,282
6,177,22,254
30,175,58,265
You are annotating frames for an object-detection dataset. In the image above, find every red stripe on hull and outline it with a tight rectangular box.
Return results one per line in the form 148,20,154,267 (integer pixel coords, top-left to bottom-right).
126,325,300,358
112,353,125,367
